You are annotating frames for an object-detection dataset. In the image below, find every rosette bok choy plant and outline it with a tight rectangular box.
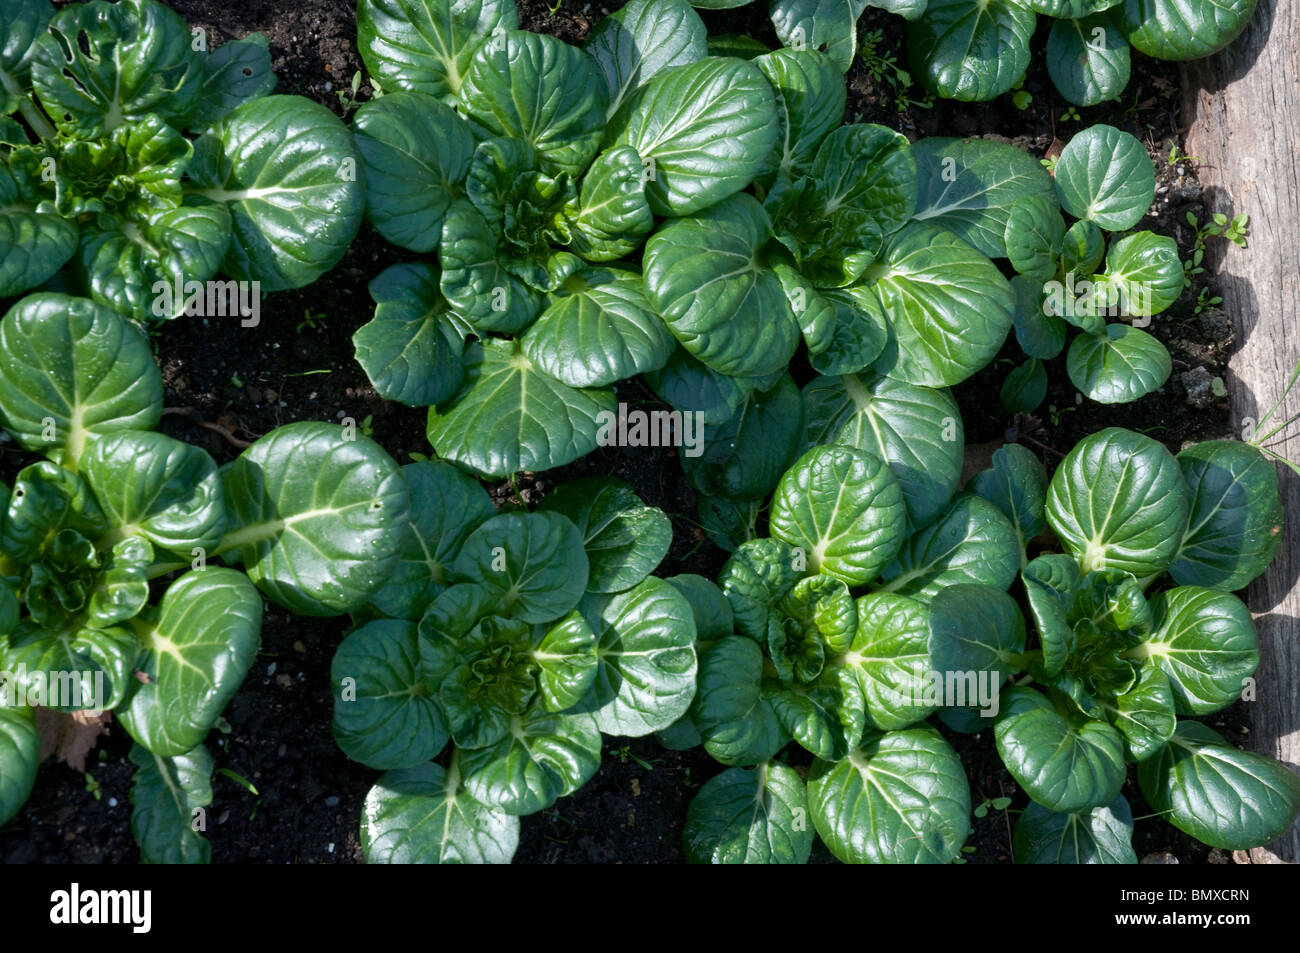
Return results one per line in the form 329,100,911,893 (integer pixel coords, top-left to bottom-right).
692,0,1259,107
0,0,363,320
350,0,782,476
998,427,1299,862
0,294,410,862
668,425,1299,863
331,466,700,863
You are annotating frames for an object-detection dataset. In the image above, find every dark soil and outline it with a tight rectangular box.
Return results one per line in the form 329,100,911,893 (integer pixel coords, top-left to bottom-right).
0,0,1245,865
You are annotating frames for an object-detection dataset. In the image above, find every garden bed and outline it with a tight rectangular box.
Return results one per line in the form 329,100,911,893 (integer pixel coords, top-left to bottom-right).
0,0,1269,865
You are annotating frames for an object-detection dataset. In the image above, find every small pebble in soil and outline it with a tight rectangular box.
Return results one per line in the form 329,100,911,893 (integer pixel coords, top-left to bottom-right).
107,797,117,808
278,743,287,757
267,662,278,676
1181,366,1216,409
325,795,340,807
1141,851,1181,864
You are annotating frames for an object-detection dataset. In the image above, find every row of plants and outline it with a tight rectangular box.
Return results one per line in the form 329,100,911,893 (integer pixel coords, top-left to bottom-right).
0,0,1294,863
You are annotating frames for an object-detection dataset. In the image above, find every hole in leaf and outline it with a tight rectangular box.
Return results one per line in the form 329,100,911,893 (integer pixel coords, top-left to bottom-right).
76,30,92,57
242,67,253,77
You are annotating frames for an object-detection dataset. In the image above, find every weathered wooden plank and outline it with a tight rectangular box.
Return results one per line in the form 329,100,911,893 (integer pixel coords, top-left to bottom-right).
1183,0,1300,864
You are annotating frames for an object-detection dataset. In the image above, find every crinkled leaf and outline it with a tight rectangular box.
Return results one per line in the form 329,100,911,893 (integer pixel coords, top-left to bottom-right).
220,422,411,616
362,761,519,863
1013,794,1138,864
685,762,812,864
460,708,601,814
537,477,670,594
331,619,450,770
692,635,786,765
684,375,804,502
189,95,363,290
426,339,616,478
0,294,162,464
808,725,972,863
802,372,963,528
576,578,697,736
1045,427,1188,576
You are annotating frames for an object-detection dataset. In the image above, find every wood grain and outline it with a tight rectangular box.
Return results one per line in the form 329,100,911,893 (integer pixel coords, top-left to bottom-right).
1183,0,1300,863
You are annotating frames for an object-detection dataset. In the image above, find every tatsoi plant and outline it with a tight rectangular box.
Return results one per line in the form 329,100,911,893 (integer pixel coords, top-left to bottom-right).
0,294,411,862
667,439,1032,864
0,0,363,320
689,0,1259,107
1003,125,1182,407
643,55,1021,404
670,427,1299,863
996,428,1299,860
330,465,700,863
351,0,781,477
907,0,1259,105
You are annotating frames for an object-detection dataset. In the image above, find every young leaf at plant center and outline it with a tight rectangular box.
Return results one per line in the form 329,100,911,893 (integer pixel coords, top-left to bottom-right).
753,48,846,184
1101,232,1184,316
1022,554,1082,677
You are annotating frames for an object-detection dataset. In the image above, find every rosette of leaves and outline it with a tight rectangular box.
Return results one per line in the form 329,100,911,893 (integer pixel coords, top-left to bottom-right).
939,427,1296,862
642,49,1022,410
330,464,699,863
351,0,782,477
0,293,411,862
0,0,363,320
688,1,1257,106
994,125,1183,406
672,440,1035,864
907,0,1259,105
